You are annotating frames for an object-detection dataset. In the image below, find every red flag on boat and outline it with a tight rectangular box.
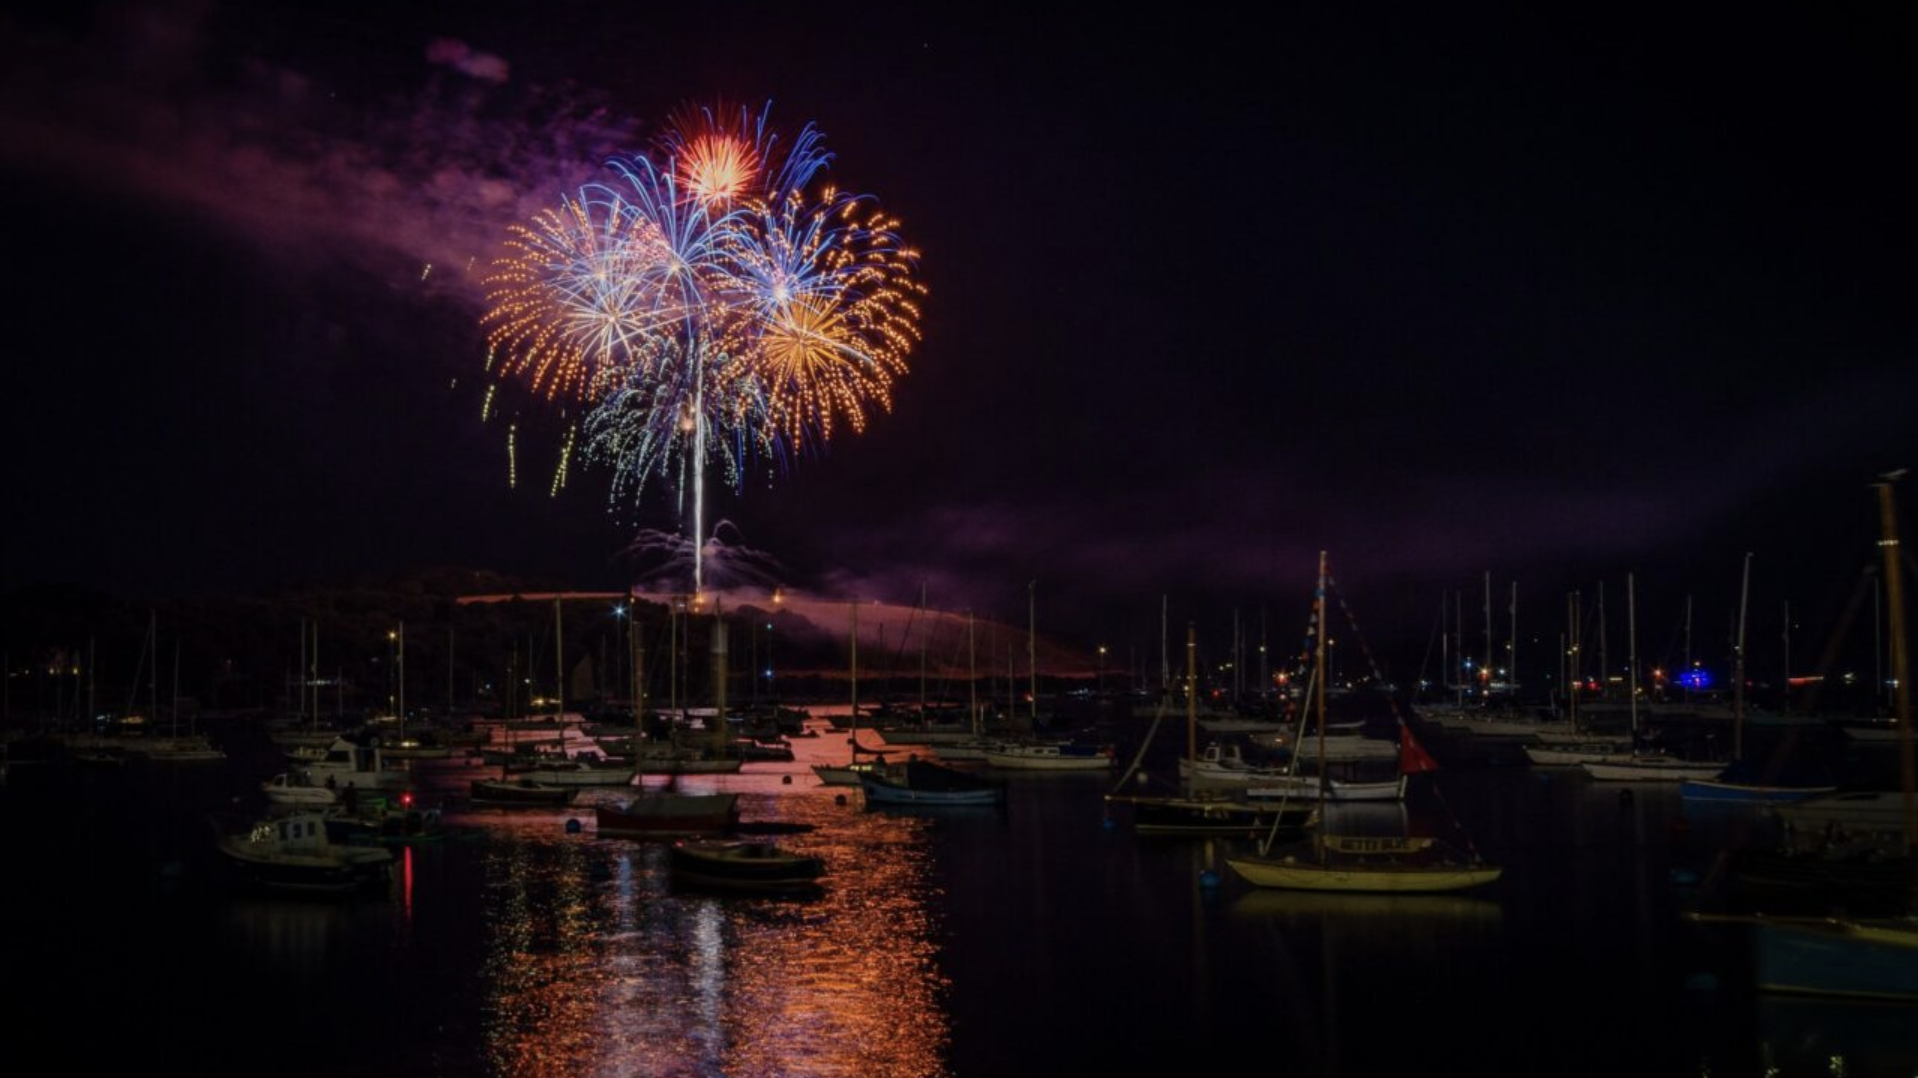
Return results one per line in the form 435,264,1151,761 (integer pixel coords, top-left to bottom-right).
1399,723,1440,774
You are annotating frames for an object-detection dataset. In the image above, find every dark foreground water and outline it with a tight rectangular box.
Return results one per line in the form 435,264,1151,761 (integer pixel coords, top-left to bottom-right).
3,712,1913,1077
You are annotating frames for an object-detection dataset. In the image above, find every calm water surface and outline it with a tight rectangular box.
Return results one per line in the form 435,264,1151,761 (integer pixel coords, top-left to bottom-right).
3,711,1913,1077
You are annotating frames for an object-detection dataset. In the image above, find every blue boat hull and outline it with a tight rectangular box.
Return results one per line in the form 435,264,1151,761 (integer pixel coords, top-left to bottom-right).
1753,919,1918,1001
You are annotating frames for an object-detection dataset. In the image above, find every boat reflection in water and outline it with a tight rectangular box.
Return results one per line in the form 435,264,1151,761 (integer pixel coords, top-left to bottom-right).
475,791,949,1077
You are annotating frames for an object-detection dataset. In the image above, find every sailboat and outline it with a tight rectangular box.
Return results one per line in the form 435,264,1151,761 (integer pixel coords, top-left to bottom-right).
1104,621,1317,837
1224,552,1502,894
813,599,894,786
1581,570,1734,783
1701,473,1918,998
519,596,637,787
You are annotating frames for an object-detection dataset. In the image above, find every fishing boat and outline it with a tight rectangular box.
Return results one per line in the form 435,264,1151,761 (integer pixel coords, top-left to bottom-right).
1224,552,1501,895
860,757,1005,807
594,791,741,837
215,812,394,896
668,839,825,894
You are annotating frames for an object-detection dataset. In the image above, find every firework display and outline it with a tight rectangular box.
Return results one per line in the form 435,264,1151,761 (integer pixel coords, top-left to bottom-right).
482,102,924,588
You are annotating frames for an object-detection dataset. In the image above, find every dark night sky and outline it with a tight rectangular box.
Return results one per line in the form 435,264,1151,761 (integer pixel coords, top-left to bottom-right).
1,2,1912,675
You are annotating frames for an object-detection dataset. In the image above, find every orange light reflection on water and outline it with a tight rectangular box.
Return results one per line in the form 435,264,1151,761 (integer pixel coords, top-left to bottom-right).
475,792,950,1077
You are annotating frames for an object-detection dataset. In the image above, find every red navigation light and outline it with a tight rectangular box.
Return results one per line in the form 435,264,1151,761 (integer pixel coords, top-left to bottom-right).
400,791,415,808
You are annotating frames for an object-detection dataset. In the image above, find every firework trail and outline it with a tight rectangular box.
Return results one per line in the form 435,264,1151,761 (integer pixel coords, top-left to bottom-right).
483,101,923,592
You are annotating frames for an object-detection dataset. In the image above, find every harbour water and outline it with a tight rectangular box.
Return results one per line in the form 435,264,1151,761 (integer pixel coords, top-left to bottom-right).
3,708,1914,1077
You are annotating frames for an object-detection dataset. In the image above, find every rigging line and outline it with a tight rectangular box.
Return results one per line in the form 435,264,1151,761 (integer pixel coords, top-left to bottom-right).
1325,568,1484,858
1110,697,1169,794
1255,660,1319,857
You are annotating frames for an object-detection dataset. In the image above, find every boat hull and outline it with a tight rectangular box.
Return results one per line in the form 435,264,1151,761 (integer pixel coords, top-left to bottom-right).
1225,855,1503,893
1753,918,1918,1001
668,841,825,894
595,794,740,837
469,779,578,806
1678,779,1838,803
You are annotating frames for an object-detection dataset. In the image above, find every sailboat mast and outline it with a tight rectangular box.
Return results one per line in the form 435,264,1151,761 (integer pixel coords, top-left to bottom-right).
1870,475,1913,857
1160,595,1169,698
1509,582,1518,694
1185,621,1197,763
310,623,319,731
968,611,977,733
554,597,564,724
1482,571,1492,687
1315,552,1329,807
710,605,728,754
1782,600,1792,716
850,600,859,730
147,611,156,735
1627,573,1639,737
1597,581,1608,703
919,581,928,717
1733,553,1752,759
397,620,406,739
1684,594,1694,700
1027,581,1037,724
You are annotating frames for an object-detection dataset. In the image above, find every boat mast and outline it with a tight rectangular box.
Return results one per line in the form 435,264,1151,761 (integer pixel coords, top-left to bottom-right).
1027,581,1037,725
1482,571,1492,695
1596,581,1608,704
147,611,156,736
850,600,859,740
1568,591,1581,732
1684,594,1694,701
967,610,977,734
1782,600,1791,716
1314,551,1330,822
710,604,728,755
1185,621,1197,764
1627,573,1638,739
1160,594,1169,698
397,620,406,739
1870,473,1913,858
310,623,320,732
1509,582,1518,697
553,597,563,725
1733,553,1752,759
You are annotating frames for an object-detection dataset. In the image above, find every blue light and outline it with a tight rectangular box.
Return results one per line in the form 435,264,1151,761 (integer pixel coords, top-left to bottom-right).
1677,669,1713,690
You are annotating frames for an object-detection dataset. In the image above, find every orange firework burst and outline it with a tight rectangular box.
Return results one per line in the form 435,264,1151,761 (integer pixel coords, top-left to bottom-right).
680,133,758,208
